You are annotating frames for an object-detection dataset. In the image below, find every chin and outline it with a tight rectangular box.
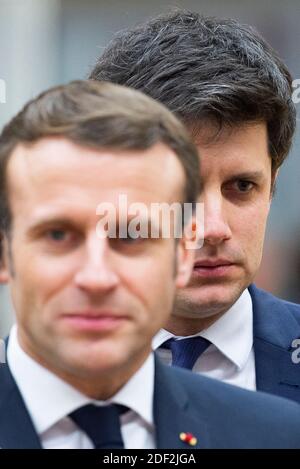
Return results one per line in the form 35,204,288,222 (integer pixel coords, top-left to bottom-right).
63,355,124,381
58,340,124,372
176,282,245,317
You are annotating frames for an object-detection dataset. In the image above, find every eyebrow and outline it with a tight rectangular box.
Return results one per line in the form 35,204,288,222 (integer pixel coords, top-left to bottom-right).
225,171,266,182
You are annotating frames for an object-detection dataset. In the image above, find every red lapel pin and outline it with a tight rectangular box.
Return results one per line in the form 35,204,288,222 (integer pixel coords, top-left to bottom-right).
179,432,197,446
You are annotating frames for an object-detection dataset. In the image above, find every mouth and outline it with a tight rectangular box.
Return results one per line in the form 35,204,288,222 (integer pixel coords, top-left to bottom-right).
60,311,129,332
192,259,236,278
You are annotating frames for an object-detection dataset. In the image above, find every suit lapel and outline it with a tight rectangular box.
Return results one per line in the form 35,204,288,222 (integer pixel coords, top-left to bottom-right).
0,363,42,449
2,355,206,449
153,356,210,449
250,285,300,403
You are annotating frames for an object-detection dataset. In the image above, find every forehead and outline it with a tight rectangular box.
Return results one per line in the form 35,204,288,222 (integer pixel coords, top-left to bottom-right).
194,122,271,177
7,138,185,222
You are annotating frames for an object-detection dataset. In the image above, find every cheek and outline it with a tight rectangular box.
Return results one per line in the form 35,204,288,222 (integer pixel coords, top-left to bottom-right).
120,253,176,321
11,246,75,312
238,204,270,262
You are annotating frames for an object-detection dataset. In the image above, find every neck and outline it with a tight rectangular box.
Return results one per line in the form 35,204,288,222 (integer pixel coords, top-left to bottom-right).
17,331,151,400
51,357,149,400
165,310,226,336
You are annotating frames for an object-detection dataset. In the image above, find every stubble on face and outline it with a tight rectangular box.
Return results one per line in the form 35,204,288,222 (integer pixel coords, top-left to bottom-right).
4,138,191,398
166,122,273,335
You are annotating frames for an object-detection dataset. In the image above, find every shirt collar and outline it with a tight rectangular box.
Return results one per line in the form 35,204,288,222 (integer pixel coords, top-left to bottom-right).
7,325,154,435
153,288,253,370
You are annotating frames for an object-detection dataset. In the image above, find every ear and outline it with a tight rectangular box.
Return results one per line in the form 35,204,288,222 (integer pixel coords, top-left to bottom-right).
175,219,197,289
0,233,10,284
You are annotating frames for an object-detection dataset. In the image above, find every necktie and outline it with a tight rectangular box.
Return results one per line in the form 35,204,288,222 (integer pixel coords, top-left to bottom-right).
160,336,211,370
69,404,125,449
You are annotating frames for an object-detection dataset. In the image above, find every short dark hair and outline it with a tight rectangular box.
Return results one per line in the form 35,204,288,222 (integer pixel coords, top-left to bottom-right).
89,10,296,172
0,80,200,232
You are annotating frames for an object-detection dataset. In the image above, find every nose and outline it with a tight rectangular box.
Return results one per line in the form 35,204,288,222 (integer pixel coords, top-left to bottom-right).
74,234,119,293
203,194,232,246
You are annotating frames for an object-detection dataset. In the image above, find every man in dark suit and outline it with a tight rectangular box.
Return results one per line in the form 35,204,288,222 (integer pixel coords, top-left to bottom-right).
89,10,300,403
1,79,300,449
2,353,300,449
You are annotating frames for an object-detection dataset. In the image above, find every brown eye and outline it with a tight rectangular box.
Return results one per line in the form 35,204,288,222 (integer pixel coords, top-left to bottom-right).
236,180,254,192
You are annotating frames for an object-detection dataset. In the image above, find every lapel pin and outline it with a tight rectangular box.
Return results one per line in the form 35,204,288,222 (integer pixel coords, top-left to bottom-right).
179,432,197,446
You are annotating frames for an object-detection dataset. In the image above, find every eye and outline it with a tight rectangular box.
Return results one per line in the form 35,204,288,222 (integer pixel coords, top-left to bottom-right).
44,228,80,249
46,229,69,242
120,234,144,244
223,179,255,195
107,225,148,253
115,223,145,243
110,232,144,246
235,180,255,192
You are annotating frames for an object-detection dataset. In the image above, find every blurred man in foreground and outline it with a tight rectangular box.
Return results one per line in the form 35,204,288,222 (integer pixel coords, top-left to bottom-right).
0,80,300,449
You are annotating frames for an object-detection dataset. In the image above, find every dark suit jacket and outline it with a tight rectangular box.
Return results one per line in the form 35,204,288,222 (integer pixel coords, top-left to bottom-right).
250,284,300,403
1,356,300,448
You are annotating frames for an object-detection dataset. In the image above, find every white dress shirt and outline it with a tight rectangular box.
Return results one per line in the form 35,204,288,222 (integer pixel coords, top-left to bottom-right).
153,289,256,391
7,325,155,449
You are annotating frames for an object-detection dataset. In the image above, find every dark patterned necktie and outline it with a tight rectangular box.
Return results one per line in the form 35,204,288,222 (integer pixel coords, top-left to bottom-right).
69,403,126,449
160,336,211,370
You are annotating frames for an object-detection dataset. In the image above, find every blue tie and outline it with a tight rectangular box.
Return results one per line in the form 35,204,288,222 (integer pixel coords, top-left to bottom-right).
69,404,125,449
161,336,211,370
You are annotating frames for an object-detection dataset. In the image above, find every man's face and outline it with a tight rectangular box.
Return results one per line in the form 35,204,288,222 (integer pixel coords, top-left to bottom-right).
3,138,192,387
174,122,273,321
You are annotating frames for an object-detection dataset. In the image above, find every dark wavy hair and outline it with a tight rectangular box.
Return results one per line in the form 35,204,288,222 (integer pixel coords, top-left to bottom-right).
90,10,296,172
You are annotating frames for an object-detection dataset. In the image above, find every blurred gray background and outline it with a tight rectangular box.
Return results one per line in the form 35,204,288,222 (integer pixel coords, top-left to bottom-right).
0,0,300,336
